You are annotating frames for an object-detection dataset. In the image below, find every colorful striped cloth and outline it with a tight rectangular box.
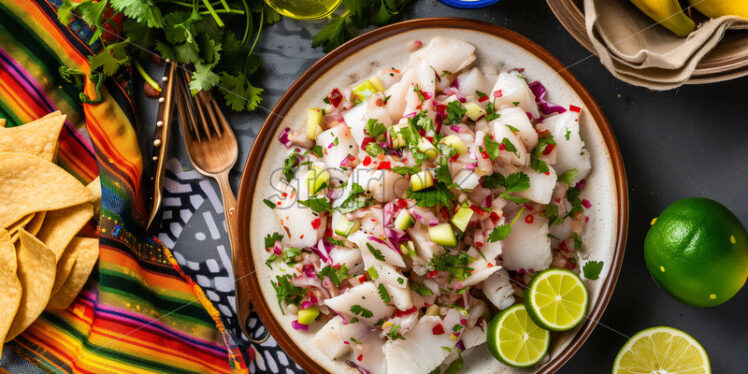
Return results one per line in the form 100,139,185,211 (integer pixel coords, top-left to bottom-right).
0,1,248,372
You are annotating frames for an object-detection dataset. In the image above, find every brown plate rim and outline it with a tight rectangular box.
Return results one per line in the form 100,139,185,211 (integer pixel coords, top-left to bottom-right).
237,17,629,374
545,0,748,85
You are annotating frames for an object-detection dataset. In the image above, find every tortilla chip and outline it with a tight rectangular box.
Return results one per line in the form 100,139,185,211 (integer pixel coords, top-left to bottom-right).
48,237,98,311
5,229,56,342
51,238,86,295
86,177,102,218
4,213,33,232
0,229,22,357
36,203,93,261
0,112,65,162
0,152,92,228
25,212,46,236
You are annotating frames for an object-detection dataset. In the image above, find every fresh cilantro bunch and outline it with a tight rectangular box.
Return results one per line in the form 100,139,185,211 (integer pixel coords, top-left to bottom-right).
57,0,280,111
312,0,412,52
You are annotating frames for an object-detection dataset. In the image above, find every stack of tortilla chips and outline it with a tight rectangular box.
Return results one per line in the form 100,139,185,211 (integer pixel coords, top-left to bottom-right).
0,112,101,357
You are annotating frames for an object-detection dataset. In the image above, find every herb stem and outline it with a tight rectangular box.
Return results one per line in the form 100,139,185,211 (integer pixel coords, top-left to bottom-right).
134,61,162,93
199,8,244,15
248,7,264,56
200,0,224,26
509,206,526,226
219,0,231,11
240,0,252,45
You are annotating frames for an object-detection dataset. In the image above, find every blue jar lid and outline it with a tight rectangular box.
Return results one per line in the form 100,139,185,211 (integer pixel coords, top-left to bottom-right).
439,0,501,9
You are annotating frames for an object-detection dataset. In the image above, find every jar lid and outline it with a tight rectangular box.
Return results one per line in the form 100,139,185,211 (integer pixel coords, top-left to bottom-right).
438,0,501,9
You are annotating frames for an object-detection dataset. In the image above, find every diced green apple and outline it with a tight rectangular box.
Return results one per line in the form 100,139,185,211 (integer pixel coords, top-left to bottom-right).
352,76,385,101
390,125,406,148
417,138,439,161
334,215,356,237
410,170,434,192
428,223,457,247
297,305,320,325
464,102,486,121
451,205,474,232
306,166,330,194
394,209,414,230
306,108,325,139
400,241,416,257
441,134,468,155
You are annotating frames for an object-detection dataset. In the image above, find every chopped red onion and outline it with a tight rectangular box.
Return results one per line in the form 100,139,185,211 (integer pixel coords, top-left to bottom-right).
384,227,407,247
291,320,309,331
273,241,283,256
383,202,396,226
403,112,417,119
449,125,462,133
528,81,567,115
456,340,466,351
346,360,372,374
278,128,292,148
443,87,466,103
301,300,315,310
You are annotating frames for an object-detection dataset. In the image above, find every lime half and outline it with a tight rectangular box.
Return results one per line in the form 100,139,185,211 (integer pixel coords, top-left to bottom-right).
613,326,710,374
524,269,588,331
487,304,550,368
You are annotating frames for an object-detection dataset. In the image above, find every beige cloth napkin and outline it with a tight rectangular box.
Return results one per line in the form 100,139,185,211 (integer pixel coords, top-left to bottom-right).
584,0,748,90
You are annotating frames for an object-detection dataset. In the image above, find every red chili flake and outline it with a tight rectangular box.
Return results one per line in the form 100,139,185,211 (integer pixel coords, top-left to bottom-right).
375,97,383,106
361,137,375,149
357,354,363,362
427,270,440,279
478,95,489,103
481,150,489,159
475,242,483,248
402,158,408,163
487,262,494,268
436,104,447,113
542,144,556,155
582,199,592,209
559,240,569,253
499,143,506,151
460,318,468,326
328,88,343,107
394,306,418,317
470,205,485,216
333,263,341,269
432,324,445,335
311,218,322,230
417,129,426,137
363,156,372,167
569,105,581,113
537,129,551,138
393,69,401,74
377,161,391,170
489,211,500,224
300,234,304,239
396,199,408,209
276,201,282,206
281,192,288,198
545,171,551,175
358,275,366,282
440,207,451,221
565,260,577,270
426,136,434,143
492,90,503,98
525,215,534,224
449,154,459,162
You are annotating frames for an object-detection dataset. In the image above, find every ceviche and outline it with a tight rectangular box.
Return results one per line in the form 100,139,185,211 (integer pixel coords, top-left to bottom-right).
262,36,593,374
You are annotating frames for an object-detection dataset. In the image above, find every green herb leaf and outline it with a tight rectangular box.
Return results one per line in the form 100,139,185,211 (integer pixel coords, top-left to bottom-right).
483,135,500,161
583,260,604,280
271,275,305,313
558,169,579,185
265,254,278,269
318,264,349,287
445,100,467,124
264,232,283,248
336,183,366,213
366,243,386,261
487,225,511,242
299,196,331,213
365,119,388,140
482,173,505,189
378,284,391,304
530,158,550,174
407,183,454,208
280,247,302,264
282,152,299,182
367,266,379,280
392,165,421,175
350,305,373,318
501,137,518,157
409,282,433,296
485,102,500,122
386,323,405,340
429,250,475,282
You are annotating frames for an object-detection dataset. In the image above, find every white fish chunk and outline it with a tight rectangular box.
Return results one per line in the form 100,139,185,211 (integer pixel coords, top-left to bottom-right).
501,210,552,272
409,36,476,75
491,72,539,119
457,67,492,100
314,315,371,359
515,166,557,205
495,106,538,149
539,110,591,184
316,125,358,169
480,268,515,310
324,282,395,325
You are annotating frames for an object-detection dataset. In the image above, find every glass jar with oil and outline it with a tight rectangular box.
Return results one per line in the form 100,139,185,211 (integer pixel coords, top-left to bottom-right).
264,0,342,20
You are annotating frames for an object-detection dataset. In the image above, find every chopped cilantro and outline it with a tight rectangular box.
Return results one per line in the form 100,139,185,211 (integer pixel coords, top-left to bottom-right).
501,137,518,157
271,275,305,313
367,243,386,261
429,249,475,282
407,182,454,208
445,100,467,124
505,124,520,133
350,305,373,318
482,173,505,189
545,204,564,226
298,196,331,213
443,353,464,374
263,199,276,209
378,284,391,304
365,142,386,156
386,323,405,340
572,232,583,250
414,83,425,102
336,183,366,213
392,165,421,175
485,102,500,122
487,206,526,242
310,145,324,158
282,152,300,182
565,127,571,140
530,158,550,174
475,90,487,98
512,101,520,106
583,260,604,280
397,277,405,285
318,264,349,287
483,135,500,161
558,169,579,185
435,157,456,187
365,119,387,140
325,236,345,246
409,282,433,296
264,232,284,248
265,254,278,269
280,247,302,265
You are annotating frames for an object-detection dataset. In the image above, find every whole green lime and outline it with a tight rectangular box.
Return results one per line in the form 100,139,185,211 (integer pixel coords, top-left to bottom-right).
644,198,748,307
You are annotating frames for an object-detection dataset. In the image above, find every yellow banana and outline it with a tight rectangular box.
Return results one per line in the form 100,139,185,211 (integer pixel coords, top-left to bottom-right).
629,0,696,37
688,0,748,19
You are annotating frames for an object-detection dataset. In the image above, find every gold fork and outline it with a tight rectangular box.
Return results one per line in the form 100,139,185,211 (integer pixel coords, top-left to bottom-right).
174,70,267,344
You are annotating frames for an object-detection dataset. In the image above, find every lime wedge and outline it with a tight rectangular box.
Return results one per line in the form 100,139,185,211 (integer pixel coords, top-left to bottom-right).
524,268,588,331
486,304,550,368
613,326,710,374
